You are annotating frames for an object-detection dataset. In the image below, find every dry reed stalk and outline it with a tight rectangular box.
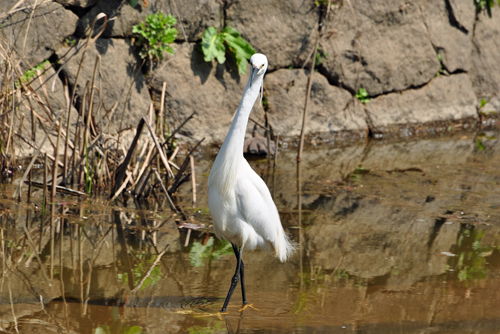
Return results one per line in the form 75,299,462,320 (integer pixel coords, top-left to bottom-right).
274,133,279,167
62,134,102,186
135,169,153,198
110,118,145,199
13,110,64,199
131,141,154,190
159,81,166,138
83,55,100,157
169,146,179,162
143,116,174,179
164,111,197,144
62,77,71,179
133,137,150,176
8,279,19,334
71,115,80,185
297,0,331,161
168,138,205,194
51,104,64,200
297,37,319,162
43,153,47,210
153,168,177,213
184,229,191,247
190,155,196,206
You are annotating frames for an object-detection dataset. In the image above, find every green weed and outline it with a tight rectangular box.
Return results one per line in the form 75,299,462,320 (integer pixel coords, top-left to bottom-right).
132,12,178,61
435,53,449,77
475,0,499,15
201,26,255,75
16,60,49,88
355,88,369,104
315,45,328,66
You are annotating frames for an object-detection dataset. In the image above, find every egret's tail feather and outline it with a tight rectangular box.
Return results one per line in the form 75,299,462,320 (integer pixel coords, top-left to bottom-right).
274,229,296,263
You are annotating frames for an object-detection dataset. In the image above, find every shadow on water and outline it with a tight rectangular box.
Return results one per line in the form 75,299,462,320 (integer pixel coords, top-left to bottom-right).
1,131,500,333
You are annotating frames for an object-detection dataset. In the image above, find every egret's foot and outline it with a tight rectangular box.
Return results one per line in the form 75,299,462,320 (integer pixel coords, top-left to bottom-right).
239,304,259,312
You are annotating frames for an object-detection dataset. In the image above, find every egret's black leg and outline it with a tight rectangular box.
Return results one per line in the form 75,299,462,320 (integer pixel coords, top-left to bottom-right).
221,244,243,312
231,244,247,305
240,259,247,306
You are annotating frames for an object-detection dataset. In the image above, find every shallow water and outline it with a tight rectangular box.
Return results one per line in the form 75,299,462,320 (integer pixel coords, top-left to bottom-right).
1,131,500,333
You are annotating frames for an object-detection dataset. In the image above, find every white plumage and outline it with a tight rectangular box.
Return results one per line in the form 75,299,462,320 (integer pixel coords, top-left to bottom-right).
208,53,294,311
208,54,294,262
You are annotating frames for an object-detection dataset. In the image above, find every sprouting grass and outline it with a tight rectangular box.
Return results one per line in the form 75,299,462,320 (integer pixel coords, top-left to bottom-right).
355,88,369,104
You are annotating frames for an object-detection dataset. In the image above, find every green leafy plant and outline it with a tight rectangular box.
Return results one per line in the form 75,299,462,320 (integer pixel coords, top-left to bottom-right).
64,36,76,47
436,54,449,77
315,0,329,6
132,12,178,61
477,139,486,151
475,0,499,15
355,88,369,104
315,45,328,66
16,60,49,88
201,26,256,75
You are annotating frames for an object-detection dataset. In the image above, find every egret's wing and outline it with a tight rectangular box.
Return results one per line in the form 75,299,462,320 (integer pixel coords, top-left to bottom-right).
234,166,281,246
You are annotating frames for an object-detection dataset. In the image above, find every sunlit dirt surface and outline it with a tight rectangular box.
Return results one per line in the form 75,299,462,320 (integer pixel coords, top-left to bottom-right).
1,132,500,333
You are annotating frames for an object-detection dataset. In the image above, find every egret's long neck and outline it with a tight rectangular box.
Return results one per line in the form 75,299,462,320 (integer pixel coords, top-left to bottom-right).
219,74,263,158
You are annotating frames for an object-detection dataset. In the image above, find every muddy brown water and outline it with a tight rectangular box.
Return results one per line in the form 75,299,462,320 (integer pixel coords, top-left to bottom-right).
1,131,500,333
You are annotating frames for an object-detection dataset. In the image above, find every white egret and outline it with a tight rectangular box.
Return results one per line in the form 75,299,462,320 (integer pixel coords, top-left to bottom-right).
208,53,295,312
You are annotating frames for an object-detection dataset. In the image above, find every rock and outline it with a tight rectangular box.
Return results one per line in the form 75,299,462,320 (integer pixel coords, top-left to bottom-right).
226,0,318,70
55,0,98,8
76,0,221,41
57,39,152,143
265,69,368,140
470,6,500,98
150,43,254,145
320,0,439,96
0,1,77,70
480,94,500,118
420,0,475,73
448,0,476,33
365,73,478,136
243,130,276,156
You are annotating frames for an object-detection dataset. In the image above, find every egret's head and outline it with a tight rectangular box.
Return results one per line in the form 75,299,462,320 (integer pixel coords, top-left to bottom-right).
249,53,267,107
250,53,268,84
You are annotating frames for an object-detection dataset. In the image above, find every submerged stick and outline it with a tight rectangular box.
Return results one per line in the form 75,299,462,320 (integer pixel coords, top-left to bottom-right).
130,245,169,293
25,181,87,197
22,222,51,286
